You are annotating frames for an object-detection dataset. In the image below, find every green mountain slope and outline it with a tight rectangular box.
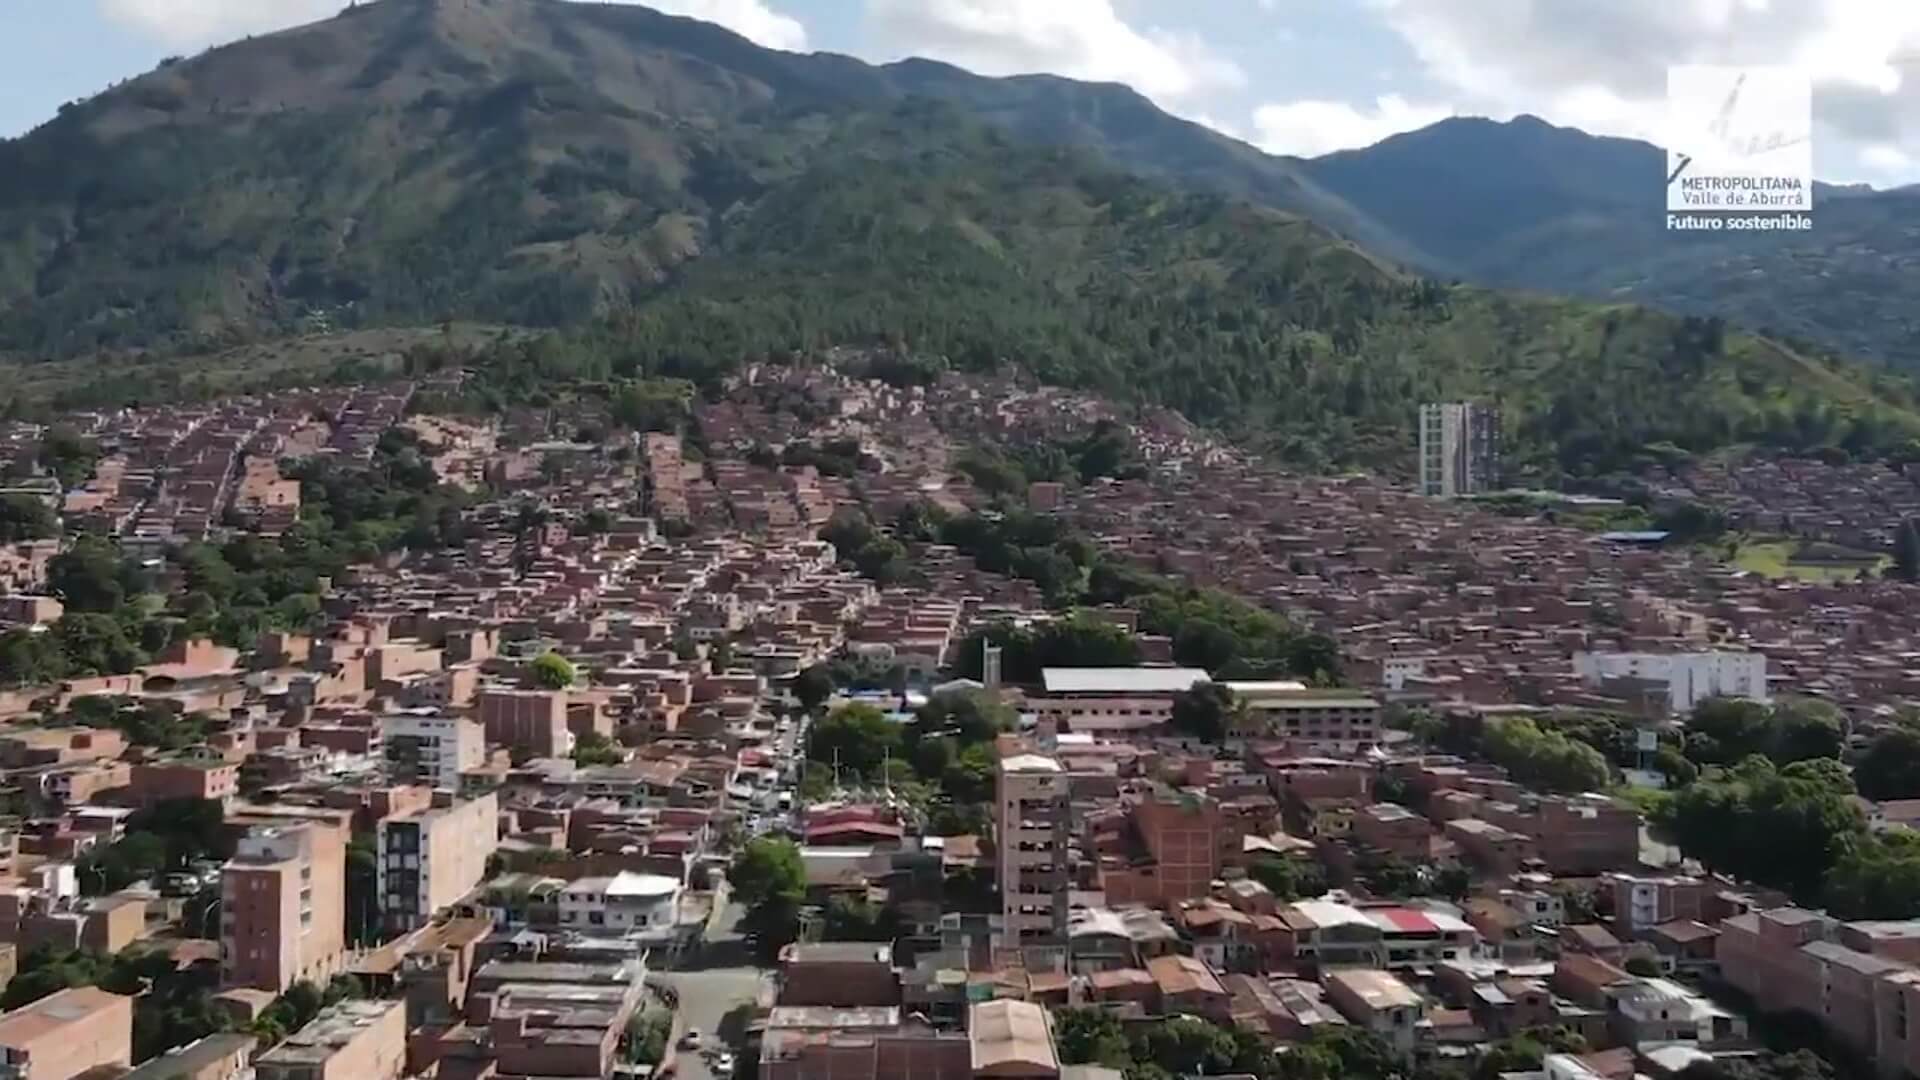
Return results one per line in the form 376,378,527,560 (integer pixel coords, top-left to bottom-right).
1303,116,1920,370
0,0,1915,479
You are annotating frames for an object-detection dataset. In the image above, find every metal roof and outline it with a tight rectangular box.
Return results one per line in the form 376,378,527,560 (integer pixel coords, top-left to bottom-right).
1040,667,1208,694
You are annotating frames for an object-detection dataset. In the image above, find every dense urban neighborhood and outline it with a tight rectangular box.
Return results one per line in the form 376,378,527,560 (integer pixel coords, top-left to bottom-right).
0,357,1911,1080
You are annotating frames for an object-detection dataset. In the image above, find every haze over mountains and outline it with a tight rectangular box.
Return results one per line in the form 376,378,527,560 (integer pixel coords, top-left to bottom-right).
0,0,1915,476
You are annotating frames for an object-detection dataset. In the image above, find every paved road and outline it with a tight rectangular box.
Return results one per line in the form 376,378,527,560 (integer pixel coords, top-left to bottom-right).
662,900,763,1080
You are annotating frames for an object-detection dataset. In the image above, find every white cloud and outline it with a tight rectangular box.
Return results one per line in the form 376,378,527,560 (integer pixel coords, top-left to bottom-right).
1251,94,1454,157
624,0,808,52
97,0,808,53
1372,0,1920,182
866,0,1245,105
1861,143,1914,173
97,0,336,48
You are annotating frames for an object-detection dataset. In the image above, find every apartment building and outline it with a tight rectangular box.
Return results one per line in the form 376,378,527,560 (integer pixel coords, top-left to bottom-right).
1572,650,1768,714
1226,683,1382,752
380,712,485,790
377,791,499,932
130,755,240,807
0,986,133,1080
477,688,573,758
221,819,347,992
1606,872,1710,934
253,999,406,1080
1418,401,1500,498
997,751,1070,949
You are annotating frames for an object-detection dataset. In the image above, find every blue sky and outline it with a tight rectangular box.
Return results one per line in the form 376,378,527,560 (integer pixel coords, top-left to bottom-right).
6,0,1917,185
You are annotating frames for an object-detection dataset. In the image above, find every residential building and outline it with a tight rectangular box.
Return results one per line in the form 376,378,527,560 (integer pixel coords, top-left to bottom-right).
1606,872,1709,934
1325,968,1426,1060
377,792,498,932
1226,683,1382,751
998,750,1070,949
380,712,484,790
0,986,133,1080
779,943,900,1008
1418,402,1500,498
119,1033,254,1080
221,819,347,992
253,999,406,1080
556,871,681,934
1571,651,1768,714
477,688,573,758
130,755,240,807
758,1006,969,1080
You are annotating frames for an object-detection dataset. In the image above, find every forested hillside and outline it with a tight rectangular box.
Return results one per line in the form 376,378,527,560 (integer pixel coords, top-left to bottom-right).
0,0,1916,479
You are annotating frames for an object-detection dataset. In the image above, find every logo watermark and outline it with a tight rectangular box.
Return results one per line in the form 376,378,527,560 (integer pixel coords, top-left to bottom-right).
1665,65,1813,231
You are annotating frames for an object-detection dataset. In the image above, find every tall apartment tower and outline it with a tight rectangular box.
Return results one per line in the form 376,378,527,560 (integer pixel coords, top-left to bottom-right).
221,820,347,992
377,791,499,932
1419,402,1501,497
996,750,1070,950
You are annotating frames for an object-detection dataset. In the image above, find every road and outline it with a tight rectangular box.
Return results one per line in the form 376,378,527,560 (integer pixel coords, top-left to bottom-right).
663,900,763,1080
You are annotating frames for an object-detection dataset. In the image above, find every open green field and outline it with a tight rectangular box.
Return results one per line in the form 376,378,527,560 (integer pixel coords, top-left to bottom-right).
1729,537,1888,582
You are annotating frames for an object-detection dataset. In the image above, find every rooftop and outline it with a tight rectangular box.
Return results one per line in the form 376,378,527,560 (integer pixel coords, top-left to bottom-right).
1040,667,1208,694
970,999,1058,1073
256,1000,401,1065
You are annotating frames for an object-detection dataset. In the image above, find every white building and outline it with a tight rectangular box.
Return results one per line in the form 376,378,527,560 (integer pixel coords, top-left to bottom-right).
381,712,486,790
997,752,1069,949
1030,667,1209,732
1571,650,1768,714
556,871,681,933
1419,402,1501,498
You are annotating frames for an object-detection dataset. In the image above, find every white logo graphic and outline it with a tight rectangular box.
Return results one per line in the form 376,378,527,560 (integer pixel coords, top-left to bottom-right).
1665,65,1813,214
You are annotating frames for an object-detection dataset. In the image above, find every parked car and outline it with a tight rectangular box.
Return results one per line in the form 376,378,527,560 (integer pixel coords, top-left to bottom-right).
679,1029,701,1052
714,1052,735,1075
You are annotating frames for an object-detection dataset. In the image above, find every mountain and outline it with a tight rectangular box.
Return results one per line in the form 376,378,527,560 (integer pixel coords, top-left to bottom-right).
1302,116,1920,370
0,0,1916,479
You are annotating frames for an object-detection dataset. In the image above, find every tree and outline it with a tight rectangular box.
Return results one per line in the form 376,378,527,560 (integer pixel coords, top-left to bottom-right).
823,895,898,942
1826,828,1920,920
37,426,100,489
1895,519,1920,584
728,838,805,911
530,652,575,690
1481,717,1611,793
792,664,835,713
48,537,135,613
0,494,57,542
572,731,625,767
1170,682,1236,743
730,837,805,963
1054,1007,1130,1069
1856,726,1920,801
1680,1050,1838,1080
1670,755,1864,902
807,703,901,779
1247,856,1327,901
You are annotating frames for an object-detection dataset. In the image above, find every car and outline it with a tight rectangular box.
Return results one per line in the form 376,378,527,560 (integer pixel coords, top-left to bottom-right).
713,1052,736,1075
679,1029,701,1051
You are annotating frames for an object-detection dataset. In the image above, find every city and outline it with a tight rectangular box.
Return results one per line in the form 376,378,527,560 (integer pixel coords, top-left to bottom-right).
0,358,1914,1080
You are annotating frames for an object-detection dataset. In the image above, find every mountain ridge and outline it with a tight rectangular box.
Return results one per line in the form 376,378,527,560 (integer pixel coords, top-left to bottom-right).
0,0,1915,480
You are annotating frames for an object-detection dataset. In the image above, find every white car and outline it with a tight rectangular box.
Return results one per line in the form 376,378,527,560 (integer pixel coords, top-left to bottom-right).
680,1029,702,1051
713,1052,736,1075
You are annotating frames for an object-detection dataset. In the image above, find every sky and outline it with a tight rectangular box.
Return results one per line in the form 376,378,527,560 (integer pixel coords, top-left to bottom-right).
5,0,1917,186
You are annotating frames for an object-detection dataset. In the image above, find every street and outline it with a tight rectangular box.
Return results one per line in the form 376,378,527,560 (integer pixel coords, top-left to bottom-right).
662,900,764,1080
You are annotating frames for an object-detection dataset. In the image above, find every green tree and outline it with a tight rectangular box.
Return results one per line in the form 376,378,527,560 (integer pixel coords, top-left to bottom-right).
1855,726,1920,801
1670,756,1864,901
807,703,901,778
48,537,135,613
823,895,899,942
792,664,835,713
0,494,57,542
1170,682,1236,743
1247,856,1328,901
1054,1007,1131,1069
572,731,625,767
37,426,100,489
730,837,805,963
530,652,576,690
